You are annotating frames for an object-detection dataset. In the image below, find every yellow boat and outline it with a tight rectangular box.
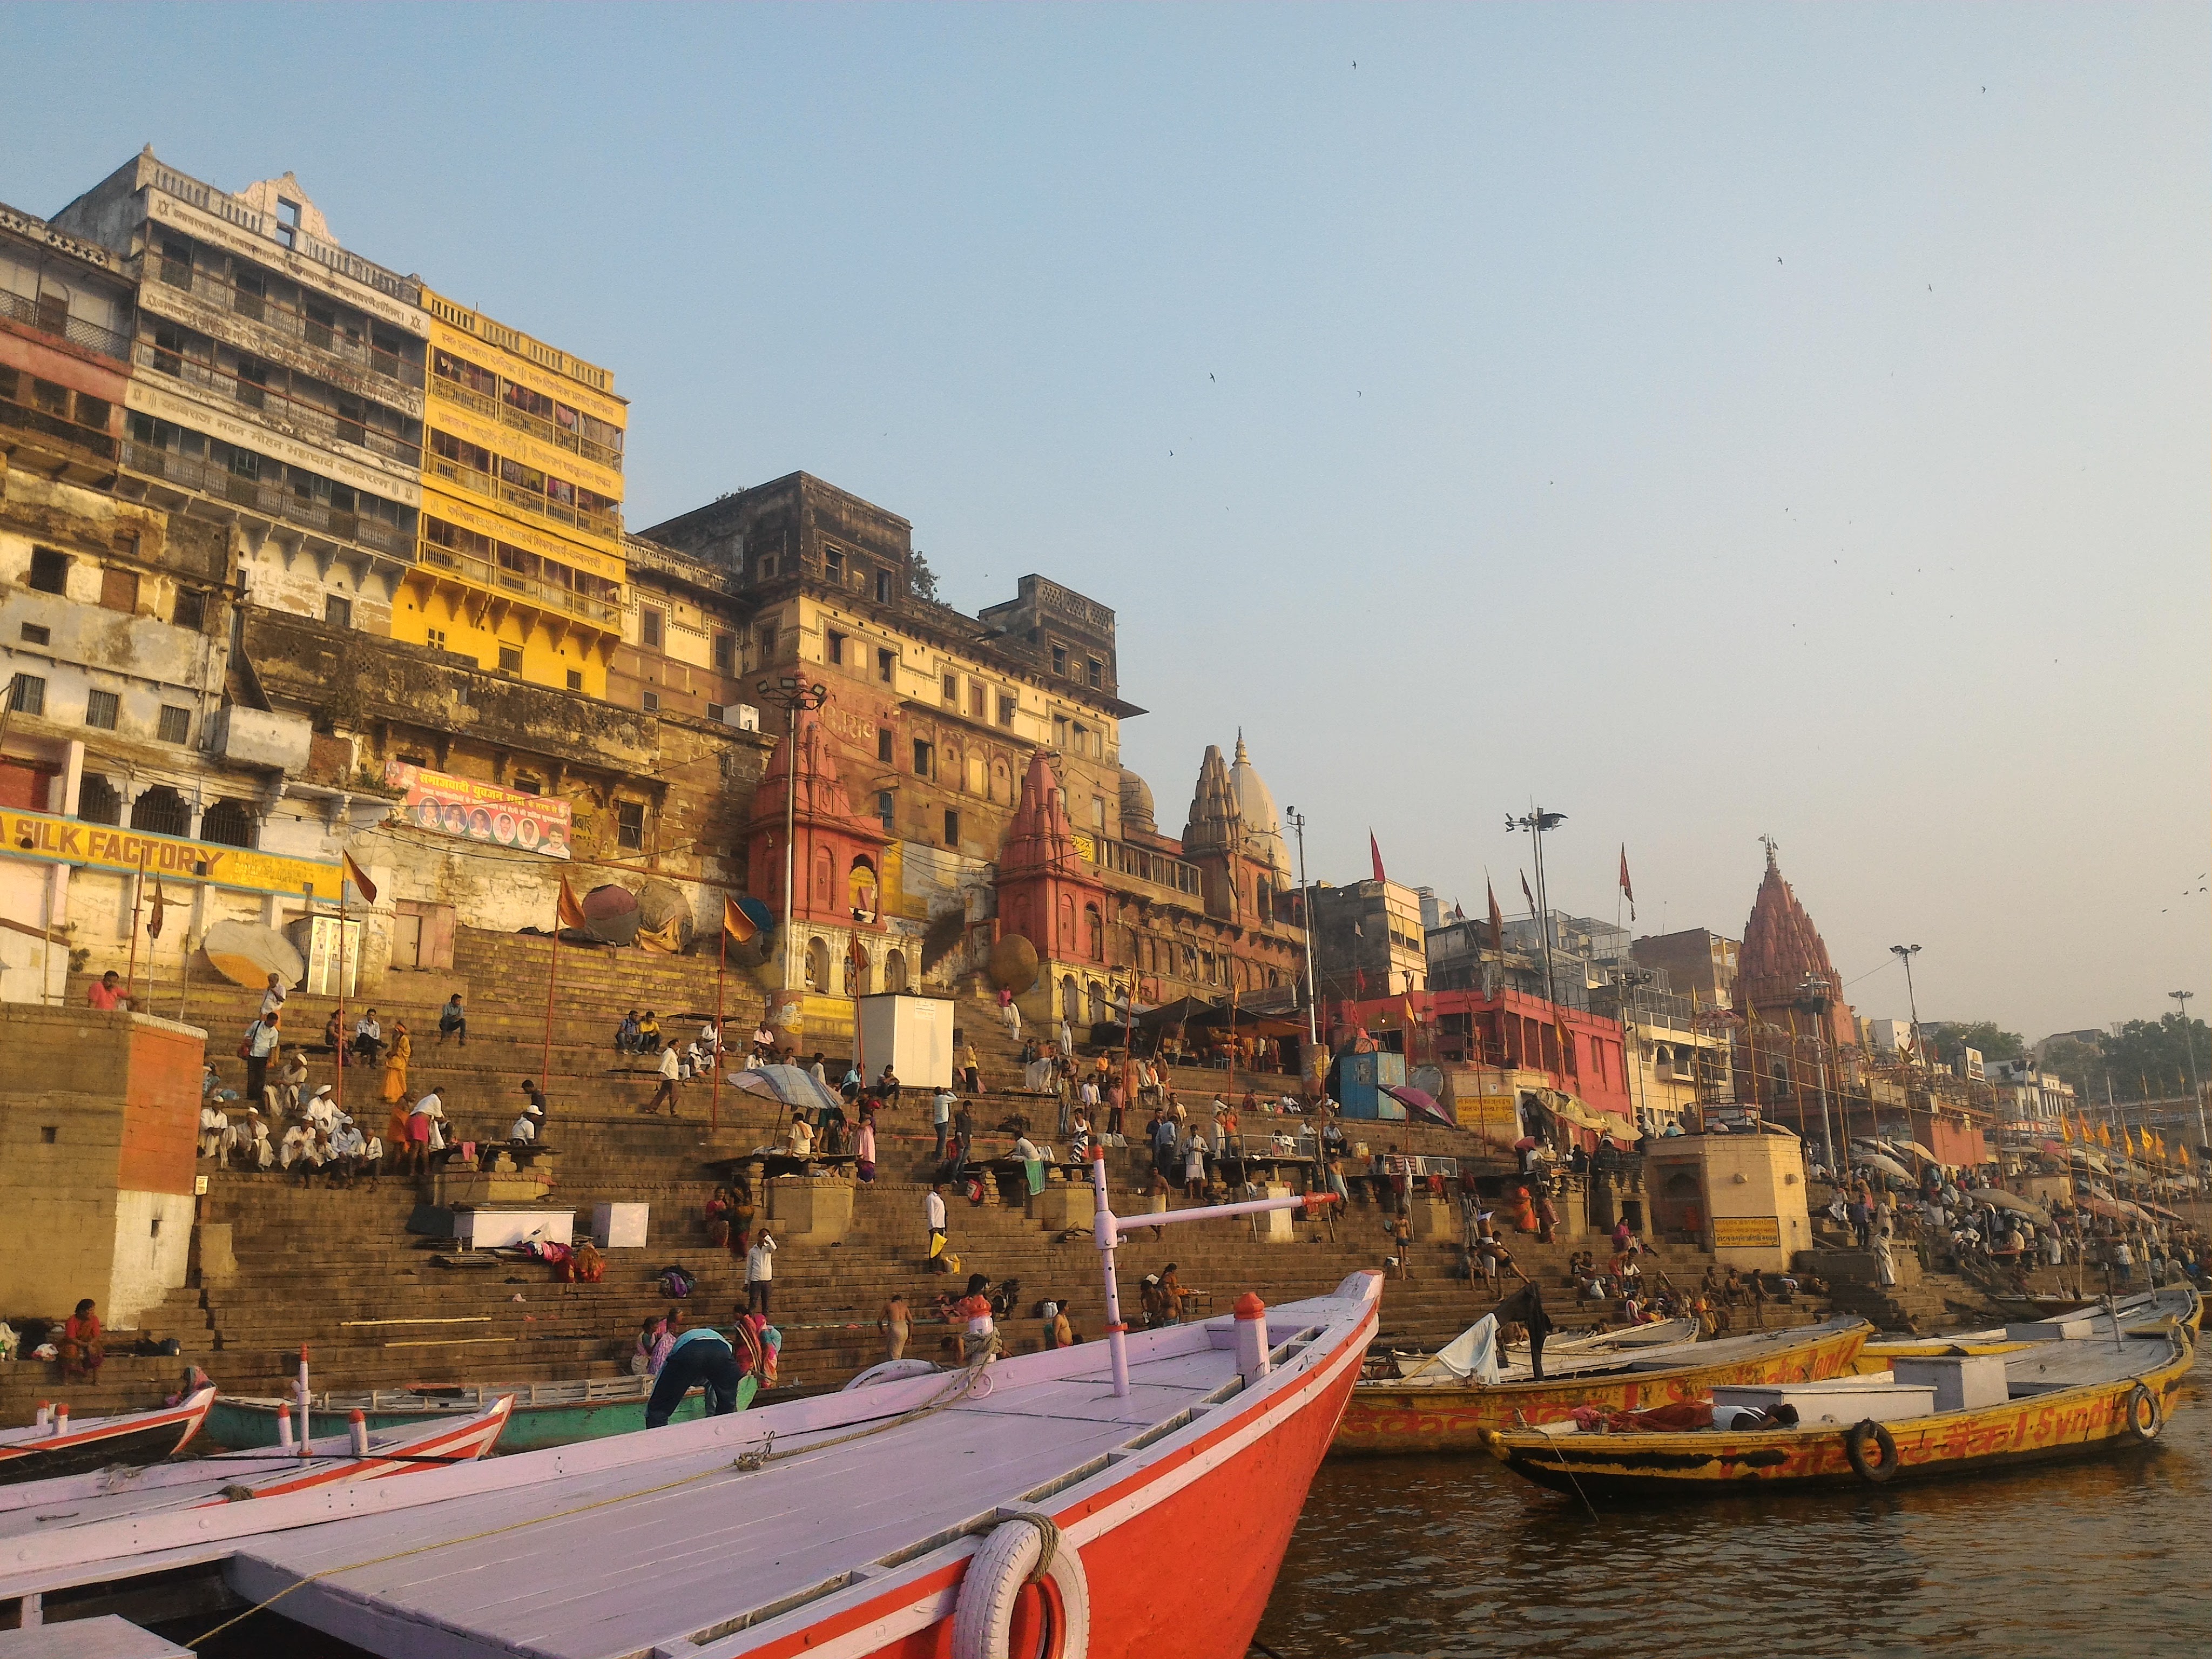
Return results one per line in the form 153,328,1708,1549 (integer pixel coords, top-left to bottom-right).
1333,1317,1871,1456
1847,1285,2203,1374
1482,1305,2196,1498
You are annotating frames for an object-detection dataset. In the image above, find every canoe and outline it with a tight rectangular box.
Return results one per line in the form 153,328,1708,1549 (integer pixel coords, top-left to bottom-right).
1481,1323,2195,1498
0,1169,1377,1659
1333,1318,1872,1455
0,1395,510,1537
203,1372,748,1451
0,1386,215,1486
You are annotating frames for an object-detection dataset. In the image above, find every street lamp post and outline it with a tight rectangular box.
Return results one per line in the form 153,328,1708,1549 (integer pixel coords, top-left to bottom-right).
1286,806,1319,1061
2171,989,2209,1159
1507,808,1568,1079
1890,943,1924,1069
757,676,830,992
1799,972,1840,1171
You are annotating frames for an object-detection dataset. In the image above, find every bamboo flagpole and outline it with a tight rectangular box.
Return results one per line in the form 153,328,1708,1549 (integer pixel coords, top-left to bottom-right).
549,876,588,1096
337,854,377,1126
716,898,759,1131
124,844,150,1007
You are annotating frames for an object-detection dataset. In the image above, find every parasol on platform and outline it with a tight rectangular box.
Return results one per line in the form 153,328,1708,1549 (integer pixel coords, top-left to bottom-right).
731,1064,844,1116
200,921,304,989
1968,1188,2051,1226
1385,1085,1454,1127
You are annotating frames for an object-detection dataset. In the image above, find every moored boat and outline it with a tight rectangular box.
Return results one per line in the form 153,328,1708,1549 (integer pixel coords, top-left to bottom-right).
1481,1319,2194,1498
204,1370,743,1451
1333,1317,1871,1455
0,1385,216,1486
1851,1285,2202,1373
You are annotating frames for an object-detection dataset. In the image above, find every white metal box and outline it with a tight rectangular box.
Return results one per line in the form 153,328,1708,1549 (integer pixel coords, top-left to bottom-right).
1890,1354,2009,1414
1709,1375,1938,1425
592,1202,650,1250
854,992,953,1089
451,1209,573,1249
2003,1318,2092,1341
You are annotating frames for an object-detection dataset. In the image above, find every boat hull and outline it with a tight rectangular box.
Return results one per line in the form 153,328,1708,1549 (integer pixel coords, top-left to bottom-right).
204,1380,733,1451
1482,1339,2193,1499
1334,1321,1869,1455
0,1388,214,1486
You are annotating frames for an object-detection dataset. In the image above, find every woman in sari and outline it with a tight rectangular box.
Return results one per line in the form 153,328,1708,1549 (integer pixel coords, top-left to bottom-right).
380,1021,412,1106
59,1298,103,1381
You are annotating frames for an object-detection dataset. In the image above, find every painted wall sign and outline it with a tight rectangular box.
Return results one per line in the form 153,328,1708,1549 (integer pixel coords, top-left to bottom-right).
1711,1216,1783,1249
383,760,572,859
1,807,342,899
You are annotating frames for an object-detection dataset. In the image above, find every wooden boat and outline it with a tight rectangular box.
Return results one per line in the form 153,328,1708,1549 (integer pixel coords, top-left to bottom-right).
1333,1317,1871,1455
0,1385,215,1486
1375,1317,1702,1384
1481,1320,2195,1498
204,1371,746,1451
1851,1286,2203,1373
0,1395,511,1537
0,1162,1374,1659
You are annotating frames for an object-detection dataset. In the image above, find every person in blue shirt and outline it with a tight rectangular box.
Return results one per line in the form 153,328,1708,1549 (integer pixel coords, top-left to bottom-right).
644,1305,745,1427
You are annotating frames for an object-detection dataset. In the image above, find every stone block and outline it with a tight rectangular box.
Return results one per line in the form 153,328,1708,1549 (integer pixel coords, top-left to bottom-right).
198,1220,238,1285
768,1178,853,1246
1405,1195,1456,1241
1027,1186,1091,1231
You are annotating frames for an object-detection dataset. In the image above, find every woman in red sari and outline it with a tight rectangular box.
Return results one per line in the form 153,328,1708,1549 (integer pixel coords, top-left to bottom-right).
59,1298,103,1381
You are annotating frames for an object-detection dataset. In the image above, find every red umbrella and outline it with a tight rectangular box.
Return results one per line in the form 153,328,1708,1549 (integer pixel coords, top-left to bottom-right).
1386,1085,1454,1126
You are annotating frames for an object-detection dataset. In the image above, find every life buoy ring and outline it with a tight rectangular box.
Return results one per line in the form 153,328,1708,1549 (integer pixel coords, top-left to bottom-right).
952,1512,1090,1659
1844,1419,1898,1483
2122,1384,2161,1443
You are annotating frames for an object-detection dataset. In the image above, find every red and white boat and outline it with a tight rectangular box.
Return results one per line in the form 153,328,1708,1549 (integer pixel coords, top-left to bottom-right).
0,1157,1374,1659
0,1393,512,1540
0,1384,216,1486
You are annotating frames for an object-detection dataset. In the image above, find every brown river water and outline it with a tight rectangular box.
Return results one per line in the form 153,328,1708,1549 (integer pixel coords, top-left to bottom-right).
1257,1351,2211,1659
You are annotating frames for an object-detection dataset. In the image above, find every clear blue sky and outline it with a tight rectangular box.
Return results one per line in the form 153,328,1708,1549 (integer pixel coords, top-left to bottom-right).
5,3,2204,1041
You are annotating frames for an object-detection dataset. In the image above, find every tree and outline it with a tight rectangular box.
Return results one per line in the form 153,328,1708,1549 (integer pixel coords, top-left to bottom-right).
2035,1034,2105,1104
908,551,940,605
1925,1020,2024,1071
2098,1014,2209,1103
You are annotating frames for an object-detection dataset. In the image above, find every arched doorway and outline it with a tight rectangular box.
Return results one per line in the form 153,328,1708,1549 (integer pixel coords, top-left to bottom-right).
77,773,122,825
848,856,879,922
885,948,909,992
804,936,831,992
1083,902,1103,961
131,785,189,838
201,798,256,848
1060,974,1079,1022
1087,980,1109,1026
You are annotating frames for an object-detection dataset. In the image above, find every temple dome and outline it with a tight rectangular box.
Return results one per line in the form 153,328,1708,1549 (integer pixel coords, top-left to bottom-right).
1118,766,1157,836
1229,732,1290,875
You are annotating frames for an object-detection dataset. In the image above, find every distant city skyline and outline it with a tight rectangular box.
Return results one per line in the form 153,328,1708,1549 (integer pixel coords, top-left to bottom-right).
2,2,2202,1038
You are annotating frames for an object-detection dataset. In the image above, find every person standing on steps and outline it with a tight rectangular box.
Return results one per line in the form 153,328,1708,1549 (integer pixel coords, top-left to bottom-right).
960,1038,982,1096
880,1292,911,1362
243,1008,282,1105
745,1228,778,1317
952,1100,974,1171
1389,1210,1414,1279
644,1041,682,1116
932,1085,955,1159
925,1183,950,1271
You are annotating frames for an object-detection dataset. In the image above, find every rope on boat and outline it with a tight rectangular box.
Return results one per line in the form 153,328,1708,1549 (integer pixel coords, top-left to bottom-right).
187,1360,996,1649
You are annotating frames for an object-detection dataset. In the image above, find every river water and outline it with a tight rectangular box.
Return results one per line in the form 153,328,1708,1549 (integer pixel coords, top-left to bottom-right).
1258,1351,2211,1659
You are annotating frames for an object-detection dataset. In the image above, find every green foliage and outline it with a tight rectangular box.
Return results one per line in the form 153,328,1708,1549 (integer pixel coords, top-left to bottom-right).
908,552,940,605
2035,1034,2104,1103
2099,1013,2208,1103
1926,1020,2025,1070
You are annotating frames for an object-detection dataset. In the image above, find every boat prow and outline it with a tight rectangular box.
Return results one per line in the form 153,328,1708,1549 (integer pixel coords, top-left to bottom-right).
0,1384,217,1487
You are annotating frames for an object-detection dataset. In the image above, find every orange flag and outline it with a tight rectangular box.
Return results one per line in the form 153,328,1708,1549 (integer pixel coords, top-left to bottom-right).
723,895,758,944
556,875,588,932
341,851,377,906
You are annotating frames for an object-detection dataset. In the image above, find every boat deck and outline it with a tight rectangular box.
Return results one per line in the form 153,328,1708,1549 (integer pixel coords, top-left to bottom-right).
200,1296,1365,1659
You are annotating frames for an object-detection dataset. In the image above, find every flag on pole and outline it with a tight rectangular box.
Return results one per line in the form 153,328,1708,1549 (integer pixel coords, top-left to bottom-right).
2059,1115,2072,1144
1618,846,1635,921
1486,880,1506,955
1520,871,1537,917
556,875,588,932
146,879,168,941
723,896,758,944
341,852,377,906
1402,996,1419,1028
1368,831,1386,884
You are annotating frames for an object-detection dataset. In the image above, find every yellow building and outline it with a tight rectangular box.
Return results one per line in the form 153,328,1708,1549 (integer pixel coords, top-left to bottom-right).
399,288,628,694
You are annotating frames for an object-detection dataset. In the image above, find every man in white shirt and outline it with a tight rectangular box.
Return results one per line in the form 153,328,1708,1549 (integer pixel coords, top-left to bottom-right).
199,1103,228,1159
932,1089,956,1159
789,1114,814,1158
746,1229,778,1316
510,1100,542,1143
405,1091,445,1176
925,1184,949,1271
645,1043,681,1116
237,1108,273,1170
258,973,288,1020
279,1121,316,1171
303,1085,338,1135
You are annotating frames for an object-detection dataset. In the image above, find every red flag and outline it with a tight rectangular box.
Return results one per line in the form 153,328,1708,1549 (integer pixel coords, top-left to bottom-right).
1487,880,1506,954
1618,845,1635,921
1520,871,1536,916
556,875,588,932
722,896,758,944
1369,831,1386,884
341,851,377,907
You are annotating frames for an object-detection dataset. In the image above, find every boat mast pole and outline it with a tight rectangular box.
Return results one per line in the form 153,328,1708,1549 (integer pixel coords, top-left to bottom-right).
1090,1147,1131,1398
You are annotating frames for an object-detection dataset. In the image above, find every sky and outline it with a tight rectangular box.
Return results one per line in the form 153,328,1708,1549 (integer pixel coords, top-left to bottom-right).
3,3,2204,1041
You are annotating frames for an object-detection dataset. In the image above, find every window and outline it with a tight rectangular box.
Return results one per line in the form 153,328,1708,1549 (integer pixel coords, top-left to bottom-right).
997,692,1017,727
1072,722,1087,755
944,808,960,847
158,235,192,289
83,689,119,730
75,392,109,431
157,705,191,745
275,197,301,251
234,356,270,410
100,567,139,614
1092,793,1107,830
200,799,254,847
639,606,665,650
513,775,541,796
77,773,120,825
942,672,958,704
566,669,583,691
615,800,645,851
824,548,843,582
759,554,778,580
758,623,779,661
642,690,660,713
1053,716,1070,749
878,727,894,764
876,569,893,604
877,648,895,684
8,675,45,716
1051,644,1068,675
31,377,67,417
172,589,207,631
1088,657,1102,688
28,548,68,595
712,630,736,673
877,790,895,832
826,630,846,665
325,594,352,629
426,628,447,651
912,739,932,777
968,681,986,720
19,623,50,646
498,646,524,673
131,785,188,837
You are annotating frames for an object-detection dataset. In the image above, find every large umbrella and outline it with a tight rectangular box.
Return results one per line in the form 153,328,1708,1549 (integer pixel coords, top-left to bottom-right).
731,1064,843,1116
1968,1188,2052,1226
1853,1149,1911,1181
1385,1085,1454,1127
